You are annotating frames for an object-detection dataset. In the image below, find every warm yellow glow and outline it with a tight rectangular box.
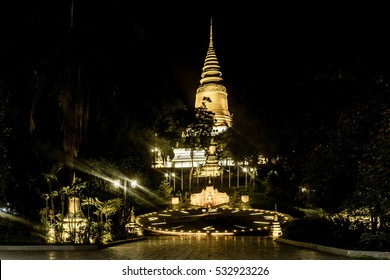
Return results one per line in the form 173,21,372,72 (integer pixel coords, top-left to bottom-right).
172,197,180,205
151,222,166,225
137,207,292,237
158,213,171,217
62,197,87,244
190,186,229,207
212,232,234,236
241,195,249,203
253,221,269,224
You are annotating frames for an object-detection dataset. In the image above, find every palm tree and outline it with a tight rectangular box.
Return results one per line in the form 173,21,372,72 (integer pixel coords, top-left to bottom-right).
83,197,121,243
42,162,64,219
157,179,173,207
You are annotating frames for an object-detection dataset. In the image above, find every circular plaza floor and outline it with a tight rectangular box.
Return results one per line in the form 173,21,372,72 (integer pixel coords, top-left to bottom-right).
137,207,292,236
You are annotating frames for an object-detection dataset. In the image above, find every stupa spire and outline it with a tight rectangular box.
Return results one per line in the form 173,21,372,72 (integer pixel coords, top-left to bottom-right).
200,17,222,85
209,17,213,48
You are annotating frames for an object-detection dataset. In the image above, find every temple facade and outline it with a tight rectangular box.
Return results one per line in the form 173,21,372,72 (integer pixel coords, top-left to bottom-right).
190,186,230,207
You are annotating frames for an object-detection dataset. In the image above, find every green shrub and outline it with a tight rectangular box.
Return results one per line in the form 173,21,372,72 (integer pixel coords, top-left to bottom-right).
281,216,367,250
359,231,390,252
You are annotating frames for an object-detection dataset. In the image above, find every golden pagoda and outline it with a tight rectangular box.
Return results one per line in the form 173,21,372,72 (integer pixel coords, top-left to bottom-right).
172,18,233,176
195,18,232,132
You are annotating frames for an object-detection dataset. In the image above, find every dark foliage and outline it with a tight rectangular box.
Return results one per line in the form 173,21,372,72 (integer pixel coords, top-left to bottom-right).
0,217,44,245
281,216,388,251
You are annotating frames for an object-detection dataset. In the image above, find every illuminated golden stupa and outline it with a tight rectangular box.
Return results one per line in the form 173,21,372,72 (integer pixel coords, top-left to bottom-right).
172,18,233,175
195,18,232,131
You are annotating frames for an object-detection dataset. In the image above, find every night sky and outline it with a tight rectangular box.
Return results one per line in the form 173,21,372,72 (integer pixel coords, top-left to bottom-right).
1,1,390,126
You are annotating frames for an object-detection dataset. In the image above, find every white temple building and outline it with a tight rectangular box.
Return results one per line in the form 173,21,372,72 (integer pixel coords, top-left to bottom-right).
170,148,207,168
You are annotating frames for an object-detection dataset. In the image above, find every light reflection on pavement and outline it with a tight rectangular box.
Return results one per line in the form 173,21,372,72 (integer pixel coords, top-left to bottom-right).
0,235,354,260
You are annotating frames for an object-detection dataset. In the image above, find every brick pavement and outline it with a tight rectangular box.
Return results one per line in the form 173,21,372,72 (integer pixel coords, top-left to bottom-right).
0,235,352,260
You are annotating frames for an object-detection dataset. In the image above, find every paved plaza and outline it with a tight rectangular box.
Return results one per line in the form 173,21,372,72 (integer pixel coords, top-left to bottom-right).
137,207,290,236
0,235,353,260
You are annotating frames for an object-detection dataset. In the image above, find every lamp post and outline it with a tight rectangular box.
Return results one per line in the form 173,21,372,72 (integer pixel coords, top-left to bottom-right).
243,167,248,190
165,173,169,183
114,179,137,224
151,148,158,168
228,159,231,188
172,173,176,192
124,180,127,221
250,168,256,188
114,180,126,223
236,163,240,188
126,180,137,222
181,167,183,192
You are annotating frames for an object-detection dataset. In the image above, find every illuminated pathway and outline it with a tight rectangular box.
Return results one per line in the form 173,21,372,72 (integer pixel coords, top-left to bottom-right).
137,207,291,236
0,236,353,260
